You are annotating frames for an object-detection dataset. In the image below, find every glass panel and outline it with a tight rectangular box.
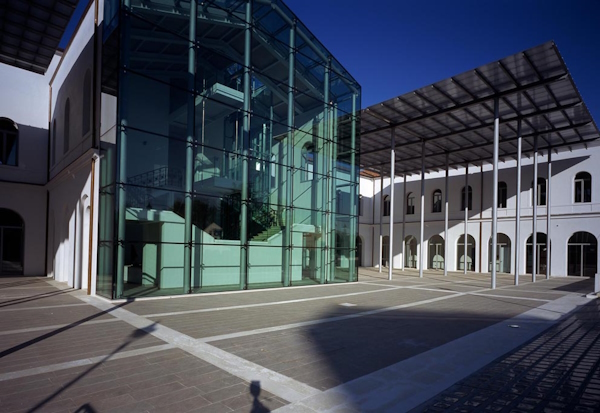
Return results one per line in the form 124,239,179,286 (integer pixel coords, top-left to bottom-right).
247,245,284,288
191,242,242,292
121,242,186,298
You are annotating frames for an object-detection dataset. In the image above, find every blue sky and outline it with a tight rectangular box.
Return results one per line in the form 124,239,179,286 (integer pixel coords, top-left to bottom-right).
61,0,600,122
285,0,600,122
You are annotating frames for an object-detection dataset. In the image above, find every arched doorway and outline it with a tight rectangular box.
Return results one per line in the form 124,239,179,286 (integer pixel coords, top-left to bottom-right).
488,233,511,273
568,232,597,276
457,234,476,271
404,236,417,268
526,233,547,275
382,236,389,267
356,236,362,267
428,235,444,270
0,208,24,275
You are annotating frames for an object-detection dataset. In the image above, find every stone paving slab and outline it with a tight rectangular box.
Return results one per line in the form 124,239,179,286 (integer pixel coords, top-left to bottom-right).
0,347,286,413
211,294,548,390
147,288,452,340
124,282,391,316
411,298,600,413
0,273,596,413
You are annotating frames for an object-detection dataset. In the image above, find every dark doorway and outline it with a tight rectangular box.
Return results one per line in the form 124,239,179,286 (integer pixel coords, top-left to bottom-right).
0,209,24,275
568,232,597,277
526,233,547,275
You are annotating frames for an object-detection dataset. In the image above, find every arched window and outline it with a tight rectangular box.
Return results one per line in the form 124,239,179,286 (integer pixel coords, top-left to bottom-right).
406,192,415,215
567,231,597,276
383,195,390,216
83,69,92,135
461,186,472,210
64,99,70,154
432,189,442,213
498,181,507,208
301,143,314,181
533,178,546,206
574,172,591,203
0,118,18,166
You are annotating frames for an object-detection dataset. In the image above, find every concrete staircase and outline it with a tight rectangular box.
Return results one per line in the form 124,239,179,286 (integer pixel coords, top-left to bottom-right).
252,225,282,242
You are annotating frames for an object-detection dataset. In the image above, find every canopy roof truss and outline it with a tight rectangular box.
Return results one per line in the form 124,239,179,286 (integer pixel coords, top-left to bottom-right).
0,0,78,74
360,42,600,176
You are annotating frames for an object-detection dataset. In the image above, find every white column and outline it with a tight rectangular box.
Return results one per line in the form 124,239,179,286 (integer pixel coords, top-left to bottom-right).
419,140,425,278
379,167,384,272
515,120,522,285
464,164,469,274
491,97,499,289
546,148,552,279
532,136,538,282
444,153,449,277
388,129,395,281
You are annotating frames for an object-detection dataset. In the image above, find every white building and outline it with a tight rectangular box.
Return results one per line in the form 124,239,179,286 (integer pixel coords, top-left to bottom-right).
358,149,599,277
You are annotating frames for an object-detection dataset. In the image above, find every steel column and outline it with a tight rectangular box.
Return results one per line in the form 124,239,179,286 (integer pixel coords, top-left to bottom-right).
239,0,252,290
379,166,384,272
419,140,425,278
401,174,406,271
491,97,499,289
349,93,357,282
515,120,522,285
464,164,469,274
183,0,197,294
532,136,538,282
389,129,395,280
546,148,552,279
444,153,449,276
115,0,132,298
282,19,295,287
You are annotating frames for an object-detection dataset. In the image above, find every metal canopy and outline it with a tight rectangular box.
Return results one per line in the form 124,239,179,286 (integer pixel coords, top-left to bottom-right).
360,41,600,176
0,0,78,74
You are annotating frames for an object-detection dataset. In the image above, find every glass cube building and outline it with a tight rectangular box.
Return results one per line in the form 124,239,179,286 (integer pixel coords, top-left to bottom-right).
97,0,361,298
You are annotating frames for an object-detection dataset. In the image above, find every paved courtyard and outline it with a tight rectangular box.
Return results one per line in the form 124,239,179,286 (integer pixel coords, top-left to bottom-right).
0,269,596,412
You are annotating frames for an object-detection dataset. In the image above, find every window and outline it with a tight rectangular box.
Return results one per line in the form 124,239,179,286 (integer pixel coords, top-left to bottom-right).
0,118,18,166
432,189,442,213
574,172,591,203
83,70,92,136
64,99,70,154
383,195,390,216
461,186,472,210
358,195,363,216
406,192,415,215
301,143,314,181
498,181,507,208
533,178,546,206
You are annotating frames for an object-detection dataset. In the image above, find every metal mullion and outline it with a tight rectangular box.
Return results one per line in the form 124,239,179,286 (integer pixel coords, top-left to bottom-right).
396,96,426,116
431,84,460,106
474,69,498,94
414,90,442,110
380,102,409,121
451,77,477,99
497,61,520,87
521,51,543,80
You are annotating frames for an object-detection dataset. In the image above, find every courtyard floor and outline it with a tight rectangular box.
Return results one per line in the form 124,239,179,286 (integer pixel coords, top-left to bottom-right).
0,269,597,412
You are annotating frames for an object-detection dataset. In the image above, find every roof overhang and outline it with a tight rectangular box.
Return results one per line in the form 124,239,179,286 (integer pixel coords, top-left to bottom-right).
0,0,78,74
360,41,600,177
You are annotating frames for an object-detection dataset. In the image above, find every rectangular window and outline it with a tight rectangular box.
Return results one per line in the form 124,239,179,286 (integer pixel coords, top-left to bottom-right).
498,185,507,208
407,196,415,215
432,192,442,213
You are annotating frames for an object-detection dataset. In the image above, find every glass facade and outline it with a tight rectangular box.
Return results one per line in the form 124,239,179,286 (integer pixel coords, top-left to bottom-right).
97,0,361,298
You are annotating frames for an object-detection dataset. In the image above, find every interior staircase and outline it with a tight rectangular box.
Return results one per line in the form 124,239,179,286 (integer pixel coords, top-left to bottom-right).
252,225,282,242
